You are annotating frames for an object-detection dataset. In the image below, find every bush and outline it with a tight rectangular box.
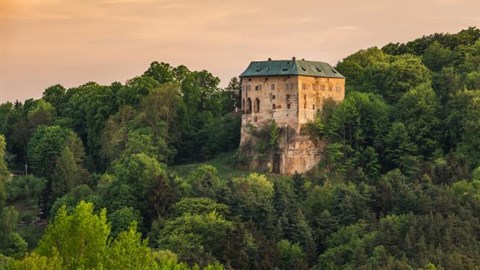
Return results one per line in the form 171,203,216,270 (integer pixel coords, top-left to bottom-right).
5,176,45,202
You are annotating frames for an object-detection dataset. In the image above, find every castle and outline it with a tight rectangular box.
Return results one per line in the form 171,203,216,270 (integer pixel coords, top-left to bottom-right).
239,57,345,174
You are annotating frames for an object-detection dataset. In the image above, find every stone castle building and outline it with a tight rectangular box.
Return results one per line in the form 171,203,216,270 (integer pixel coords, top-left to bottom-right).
239,57,345,174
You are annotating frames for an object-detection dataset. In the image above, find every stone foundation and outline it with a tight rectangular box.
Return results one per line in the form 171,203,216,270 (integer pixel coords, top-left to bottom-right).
239,126,324,175
280,134,324,175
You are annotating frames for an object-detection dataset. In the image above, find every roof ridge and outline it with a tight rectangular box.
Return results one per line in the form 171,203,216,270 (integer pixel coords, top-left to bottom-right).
240,59,344,78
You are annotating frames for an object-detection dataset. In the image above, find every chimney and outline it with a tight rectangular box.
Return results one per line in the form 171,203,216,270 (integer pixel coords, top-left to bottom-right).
292,56,296,60
268,57,272,61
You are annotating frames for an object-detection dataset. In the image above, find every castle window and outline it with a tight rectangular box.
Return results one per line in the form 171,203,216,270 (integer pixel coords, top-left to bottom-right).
242,98,245,113
312,104,315,110
272,95,276,100
272,104,276,110
246,98,252,114
287,103,291,109
254,98,260,113
284,83,293,90
255,85,262,91
302,83,307,90
271,84,275,90
286,94,290,100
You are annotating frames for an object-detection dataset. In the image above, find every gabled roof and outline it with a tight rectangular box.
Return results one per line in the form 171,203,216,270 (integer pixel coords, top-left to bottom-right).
240,59,345,78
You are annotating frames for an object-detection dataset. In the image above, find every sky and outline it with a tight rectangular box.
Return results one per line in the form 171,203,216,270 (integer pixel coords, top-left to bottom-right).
1,0,479,102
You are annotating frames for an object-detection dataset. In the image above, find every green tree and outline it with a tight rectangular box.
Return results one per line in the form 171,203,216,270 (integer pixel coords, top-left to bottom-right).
335,47,389,92
145,173,178,223
13,251,63,270
0,102,13,136
422,41,454,72
228,173,274,230
383,122,421,177
36,202,109,269
100,105,137,165
143,61,175,84
316,222,376,269
383,54,432,103
394,84,441,159
447,90,480,168
104,223,157,269
4,175,45,202
277,240,307,270
220,77,241,114
27,126,71,178
62,82,116,170
107,153,166,226
51,147,78,202
49,185,101,219
141,83,182,163
0,135,8,210
42,84,66,114
156,211,233,267
0,206,28,258
432,66,462,105
9,100,55,168
170,197,229,218
108,207,143,238
186,165,222,199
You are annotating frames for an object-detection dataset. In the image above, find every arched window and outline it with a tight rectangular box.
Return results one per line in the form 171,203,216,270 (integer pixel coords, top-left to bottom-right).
242,98,245,113
246,98,252,114
254,98,260,113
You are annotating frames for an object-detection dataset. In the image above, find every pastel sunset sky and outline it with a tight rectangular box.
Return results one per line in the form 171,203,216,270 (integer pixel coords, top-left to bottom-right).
1,0,479,102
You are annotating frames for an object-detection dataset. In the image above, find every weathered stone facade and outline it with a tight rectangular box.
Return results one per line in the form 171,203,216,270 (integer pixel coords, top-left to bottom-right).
239,58,345,174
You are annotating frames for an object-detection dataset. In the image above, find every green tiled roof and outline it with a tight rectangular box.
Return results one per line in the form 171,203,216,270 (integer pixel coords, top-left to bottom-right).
240,59,345,78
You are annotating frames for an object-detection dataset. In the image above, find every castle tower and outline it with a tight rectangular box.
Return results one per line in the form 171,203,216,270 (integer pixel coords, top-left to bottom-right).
239,58,345,174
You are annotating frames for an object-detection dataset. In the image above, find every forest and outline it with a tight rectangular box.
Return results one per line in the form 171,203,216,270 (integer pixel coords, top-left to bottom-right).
0,27,479,269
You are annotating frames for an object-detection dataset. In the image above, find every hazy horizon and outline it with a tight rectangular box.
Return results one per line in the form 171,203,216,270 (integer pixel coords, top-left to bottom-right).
1,0,479,102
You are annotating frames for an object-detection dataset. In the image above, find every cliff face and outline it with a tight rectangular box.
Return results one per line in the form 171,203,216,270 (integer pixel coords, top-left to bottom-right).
239,124,325,175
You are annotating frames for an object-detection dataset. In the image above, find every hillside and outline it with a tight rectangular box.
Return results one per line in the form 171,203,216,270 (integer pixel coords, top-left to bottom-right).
0,27,479,269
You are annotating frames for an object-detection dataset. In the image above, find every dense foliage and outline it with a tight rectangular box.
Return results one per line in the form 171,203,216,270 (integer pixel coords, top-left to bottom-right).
0,27,479,269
